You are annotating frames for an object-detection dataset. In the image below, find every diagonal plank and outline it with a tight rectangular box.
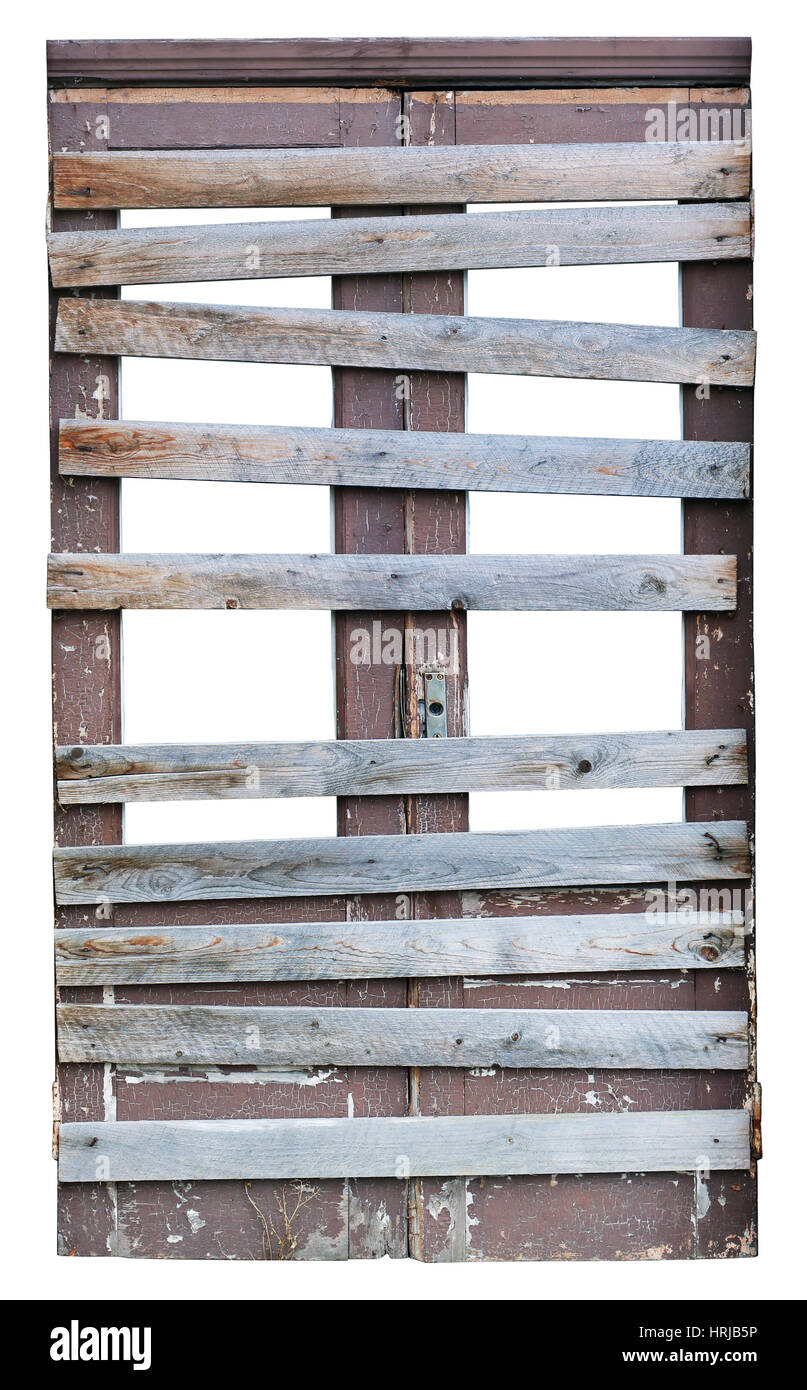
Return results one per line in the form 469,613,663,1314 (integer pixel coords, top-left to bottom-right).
52,821,751,904
56,1003,748,1069
51,140,751,209
57,1111,751,1182
54,298,757,387
53,911,747,984
47,203,752,287
46,552,737,612
55,730,748,803
58,418,752,500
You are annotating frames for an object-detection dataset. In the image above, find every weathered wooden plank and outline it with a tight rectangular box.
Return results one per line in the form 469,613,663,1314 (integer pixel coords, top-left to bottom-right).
57,1003,748,1069
52,820,750,905
58,418,752,500
47,553,737,613
51,140,751,209
55,729,748,803
57,1110,751,1182
47,203,751,288
54,298,756,387
54,911,746,984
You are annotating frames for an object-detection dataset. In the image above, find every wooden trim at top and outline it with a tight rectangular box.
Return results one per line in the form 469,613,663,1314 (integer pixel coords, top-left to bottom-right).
46,37,752,88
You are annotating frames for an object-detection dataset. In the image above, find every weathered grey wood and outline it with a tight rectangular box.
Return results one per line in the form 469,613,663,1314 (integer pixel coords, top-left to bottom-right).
47,553,737,612
57,1003,748,1069
55,729,748,803
52,140,751,209
57,1110,751,1182
58,418,752,500
47,203,752,288
54,298,756,387
54,911,746,984
52,820,750,904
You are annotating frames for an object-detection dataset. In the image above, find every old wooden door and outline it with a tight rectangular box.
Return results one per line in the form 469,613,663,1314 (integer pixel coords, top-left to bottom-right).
49,37,756,1261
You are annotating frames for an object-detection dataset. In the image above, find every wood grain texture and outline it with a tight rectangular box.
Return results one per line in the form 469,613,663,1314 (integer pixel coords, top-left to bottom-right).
55,729,748,803
51,140,751,209
54,298,757,387
57,1110,751,1182
47,203,751,287
58,418,752,500
54,911,746,984
47,552,738,613
57,1003,748,1069
53,820,751,905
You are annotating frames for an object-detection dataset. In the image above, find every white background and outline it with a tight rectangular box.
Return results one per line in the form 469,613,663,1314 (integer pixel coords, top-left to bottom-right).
3,1,804,1302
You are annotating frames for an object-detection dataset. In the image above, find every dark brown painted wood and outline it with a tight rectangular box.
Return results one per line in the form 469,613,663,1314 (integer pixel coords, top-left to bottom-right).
329,88,412,1258
681,87,756,1258
48,86,342,151
46,38,752,88
49,96,121,1258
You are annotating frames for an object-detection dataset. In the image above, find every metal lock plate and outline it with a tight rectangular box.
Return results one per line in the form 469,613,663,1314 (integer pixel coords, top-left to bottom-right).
423,671,448,738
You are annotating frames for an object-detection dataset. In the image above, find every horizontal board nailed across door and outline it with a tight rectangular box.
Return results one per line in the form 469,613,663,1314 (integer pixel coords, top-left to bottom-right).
56,1004,748,1069
54,299,757,387
55,730,748,803
57,1111,751,1182
53,821,751,904
58,418,752,499
46,203,752,287
53,912,747,984
46,553,737,612
51,140,751,209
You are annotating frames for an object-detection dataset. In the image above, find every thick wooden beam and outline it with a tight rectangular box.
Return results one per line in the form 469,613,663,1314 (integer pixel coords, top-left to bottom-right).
57,1003,748,1069
58,418,751,500
53,821,751,905
47,552,738,613
51,140,751,209
53,911,747,984
47,203,751,287
55,729,748,803
54,298,757,387
46,38,753,88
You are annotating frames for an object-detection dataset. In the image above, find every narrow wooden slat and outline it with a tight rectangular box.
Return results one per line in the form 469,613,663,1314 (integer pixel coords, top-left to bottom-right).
55,729,748,803
57,1003,748,1069
58,418,752,500
54,912,746,984
46,553,737,612
57,1110,751,1182
54,298,757,387
51,140,751,209
52,820,751,904
47,203,752,287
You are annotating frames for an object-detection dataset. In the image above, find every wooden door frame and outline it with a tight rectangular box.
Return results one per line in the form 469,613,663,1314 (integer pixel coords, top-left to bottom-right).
49,37,755,1262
